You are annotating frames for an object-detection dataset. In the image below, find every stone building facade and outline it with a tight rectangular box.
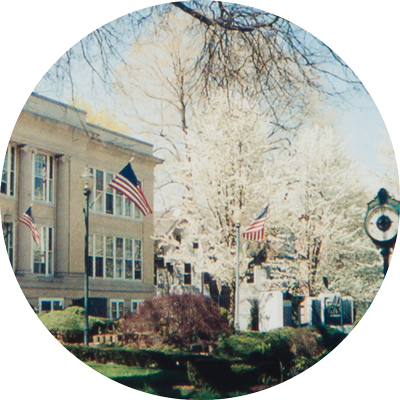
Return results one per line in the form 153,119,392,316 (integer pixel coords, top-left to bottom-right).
1,93,161,318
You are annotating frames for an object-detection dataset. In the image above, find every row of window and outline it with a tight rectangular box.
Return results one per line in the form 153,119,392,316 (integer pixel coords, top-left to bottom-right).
2,224,142,282
1,147,143,220
88,234,142,281
38,298,143,320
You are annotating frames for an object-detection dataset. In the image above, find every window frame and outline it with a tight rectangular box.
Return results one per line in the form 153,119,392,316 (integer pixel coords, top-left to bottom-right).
32,226,53,276
38,298,64,313
131,300,144,314
110,299,124,320
1,145,16,197
134,239,142,281
184,263,192,286
33,152,54,204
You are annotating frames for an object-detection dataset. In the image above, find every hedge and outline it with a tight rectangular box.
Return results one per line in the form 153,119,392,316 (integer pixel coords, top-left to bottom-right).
39,306,118,343
64,326,347,394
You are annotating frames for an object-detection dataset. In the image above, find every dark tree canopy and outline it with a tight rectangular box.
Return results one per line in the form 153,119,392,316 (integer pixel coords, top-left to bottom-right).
42,1,361,132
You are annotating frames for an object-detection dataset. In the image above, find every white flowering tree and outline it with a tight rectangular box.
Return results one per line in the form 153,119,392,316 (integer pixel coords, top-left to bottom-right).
266,126,381,300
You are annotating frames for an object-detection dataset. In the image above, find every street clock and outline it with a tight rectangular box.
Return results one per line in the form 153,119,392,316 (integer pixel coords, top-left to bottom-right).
365,188,400,246
365,188,400,275
365,204,399,243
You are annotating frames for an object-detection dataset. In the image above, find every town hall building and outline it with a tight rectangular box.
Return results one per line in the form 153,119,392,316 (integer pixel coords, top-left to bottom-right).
1,93,161,319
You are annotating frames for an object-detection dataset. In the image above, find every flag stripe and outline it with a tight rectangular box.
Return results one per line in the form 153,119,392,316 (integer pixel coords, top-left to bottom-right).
109,163,152,216
109,176,151,216
242,206,268,242
19,207,40,245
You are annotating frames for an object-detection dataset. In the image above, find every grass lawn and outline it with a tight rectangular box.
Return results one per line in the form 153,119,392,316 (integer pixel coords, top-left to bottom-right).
86,362,160,379
86,362,194,398
85,362,250,399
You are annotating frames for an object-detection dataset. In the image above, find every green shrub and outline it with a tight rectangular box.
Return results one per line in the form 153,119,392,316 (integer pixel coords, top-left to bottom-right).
38,306,117,343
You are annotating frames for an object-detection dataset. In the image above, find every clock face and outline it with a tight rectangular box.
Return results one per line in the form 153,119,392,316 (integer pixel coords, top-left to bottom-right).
365,205,399,242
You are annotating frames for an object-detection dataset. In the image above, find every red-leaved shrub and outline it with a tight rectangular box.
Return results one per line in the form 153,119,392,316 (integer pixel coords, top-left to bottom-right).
122,293,230,347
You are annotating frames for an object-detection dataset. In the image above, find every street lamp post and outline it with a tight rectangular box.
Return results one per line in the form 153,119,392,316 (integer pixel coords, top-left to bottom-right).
233,209,242,334
80,166,94,346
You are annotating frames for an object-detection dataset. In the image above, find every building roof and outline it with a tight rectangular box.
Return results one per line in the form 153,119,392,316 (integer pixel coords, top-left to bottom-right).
23,93,162,162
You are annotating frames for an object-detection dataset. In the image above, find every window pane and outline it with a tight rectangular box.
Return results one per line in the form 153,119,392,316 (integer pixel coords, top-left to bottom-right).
106,236,113,257
106,258,114,278
48,228,52,251
48,253,53,276
118,302,124,319
135,205,141,219
134,262,142,280
34,177,44,201
116,238,123,258
10,147,15,171
184,263,191,274
125,260,133,279
95,170,104,212
40,255,46,274
41,301,51,312
125,239,132,259
125,198,132,217
116,259,123,279
88,256,93,277
135,240,141,260
10,171,14,196
106,193,113,214
34,154,46,201
96,170,104,191
116,193,123,216
95,257,104,277
95,236,104,277
184,274,192,285
95,235,104,256
111,302,117,320
53,301,63,311
134,240,142,280
1,150,7,194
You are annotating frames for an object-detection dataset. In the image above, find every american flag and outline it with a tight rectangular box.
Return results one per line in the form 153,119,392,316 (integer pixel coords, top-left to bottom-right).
242,206,268,241
109,162,152,216
19,206,40,245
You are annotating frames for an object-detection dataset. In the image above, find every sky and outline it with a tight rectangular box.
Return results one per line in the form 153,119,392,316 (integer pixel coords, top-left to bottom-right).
32,4,398,204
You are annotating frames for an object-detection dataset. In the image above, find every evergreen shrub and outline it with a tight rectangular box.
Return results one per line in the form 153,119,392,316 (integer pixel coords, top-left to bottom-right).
39,306,117,343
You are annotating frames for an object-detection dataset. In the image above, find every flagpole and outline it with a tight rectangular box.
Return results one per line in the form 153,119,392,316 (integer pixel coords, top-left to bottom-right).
233,209,242,334
235,223,240,334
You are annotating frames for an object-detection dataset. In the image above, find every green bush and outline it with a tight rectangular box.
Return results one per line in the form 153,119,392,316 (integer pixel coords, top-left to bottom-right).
39,306,118,343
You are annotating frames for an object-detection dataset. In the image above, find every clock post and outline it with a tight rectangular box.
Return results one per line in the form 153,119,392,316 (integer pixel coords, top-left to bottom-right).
365,188,400,275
